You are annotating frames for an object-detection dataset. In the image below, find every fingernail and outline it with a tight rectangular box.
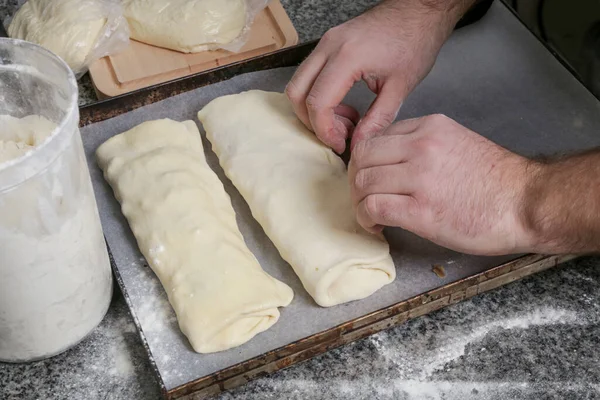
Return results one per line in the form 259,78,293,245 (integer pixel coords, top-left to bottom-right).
333,138,346,154
370,224,384,234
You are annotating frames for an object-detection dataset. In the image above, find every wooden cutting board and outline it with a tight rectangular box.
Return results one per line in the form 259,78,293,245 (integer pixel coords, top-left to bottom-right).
89,0,298,98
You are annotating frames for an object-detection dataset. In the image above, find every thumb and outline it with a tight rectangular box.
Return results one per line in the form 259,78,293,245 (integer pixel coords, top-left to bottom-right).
351,82,405,150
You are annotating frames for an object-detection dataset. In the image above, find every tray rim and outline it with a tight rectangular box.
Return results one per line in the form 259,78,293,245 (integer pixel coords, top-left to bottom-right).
78,22,579,400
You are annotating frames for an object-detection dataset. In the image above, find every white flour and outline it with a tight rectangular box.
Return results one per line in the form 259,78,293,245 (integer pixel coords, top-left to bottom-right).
0,115,113,362
369,307,582,382
0,115,56,163
252,377,599,400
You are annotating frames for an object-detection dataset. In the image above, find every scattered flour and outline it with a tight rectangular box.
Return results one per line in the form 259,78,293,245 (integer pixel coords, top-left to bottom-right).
110,340,134,378
128,263,177,338
252,377,600,400
369,307,584,382
418,307,582,380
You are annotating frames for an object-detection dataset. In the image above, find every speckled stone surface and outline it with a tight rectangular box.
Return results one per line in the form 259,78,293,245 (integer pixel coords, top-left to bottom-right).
2,1,600,400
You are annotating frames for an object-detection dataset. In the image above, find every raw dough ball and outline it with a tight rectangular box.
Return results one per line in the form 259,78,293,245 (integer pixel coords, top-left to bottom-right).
124,0,247,53
8,0,107,72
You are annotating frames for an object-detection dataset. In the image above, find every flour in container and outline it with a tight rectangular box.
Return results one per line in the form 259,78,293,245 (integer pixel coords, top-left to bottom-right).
0,114,112,362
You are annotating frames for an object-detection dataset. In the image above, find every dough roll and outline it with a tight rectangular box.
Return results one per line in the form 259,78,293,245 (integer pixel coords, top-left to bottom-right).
96,119,293,353
198,91,396,307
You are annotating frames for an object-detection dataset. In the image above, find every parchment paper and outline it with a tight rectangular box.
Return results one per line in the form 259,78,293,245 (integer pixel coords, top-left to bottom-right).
81,4,600,391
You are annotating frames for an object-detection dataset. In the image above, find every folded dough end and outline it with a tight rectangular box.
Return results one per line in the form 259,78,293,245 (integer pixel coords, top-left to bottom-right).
176,270,294,354
315,257,396,307
187,308,282,354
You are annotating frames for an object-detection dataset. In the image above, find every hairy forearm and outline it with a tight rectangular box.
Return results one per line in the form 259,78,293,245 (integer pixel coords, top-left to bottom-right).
373,0,479,38
420,0,479,15
381,0,478,21
522,150,600,254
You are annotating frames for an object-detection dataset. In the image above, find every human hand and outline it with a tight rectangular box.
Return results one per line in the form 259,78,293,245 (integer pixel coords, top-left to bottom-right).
348,114,538,256
285,0,471,154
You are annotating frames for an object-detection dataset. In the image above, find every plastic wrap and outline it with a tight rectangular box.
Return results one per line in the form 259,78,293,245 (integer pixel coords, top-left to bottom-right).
6,0,129,78
223,0,270,52
123,0,269,54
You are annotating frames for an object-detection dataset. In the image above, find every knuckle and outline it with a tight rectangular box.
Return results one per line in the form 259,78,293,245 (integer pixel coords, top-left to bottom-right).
354,168,370,193
320,29,337,45
336,41,355,59
352,140,368,164
284,81,301,102
364,194,381,221
365,194,393,223
305,93,321,112
319,126,338,143
414,137,438,157
431,113,449,121
428,113,450,125
406,196,421,216
369,111,397,129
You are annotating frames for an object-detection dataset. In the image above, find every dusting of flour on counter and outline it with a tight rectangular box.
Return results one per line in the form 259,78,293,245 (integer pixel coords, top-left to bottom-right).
218,299,593,400
368,307,582,381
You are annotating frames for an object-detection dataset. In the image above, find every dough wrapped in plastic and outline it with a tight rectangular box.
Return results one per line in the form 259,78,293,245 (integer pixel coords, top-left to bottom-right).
199,91,396,307
123,0,268,53
7,0,129,76
96,119,293,353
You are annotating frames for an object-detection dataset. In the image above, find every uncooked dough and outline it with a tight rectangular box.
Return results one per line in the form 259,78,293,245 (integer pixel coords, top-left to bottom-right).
96,119,294,353
123,0,246,53
0,115,56,164
198,91,396,307
8,0,107,72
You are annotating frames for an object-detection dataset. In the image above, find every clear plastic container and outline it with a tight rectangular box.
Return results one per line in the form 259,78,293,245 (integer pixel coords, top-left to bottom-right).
0,38,113,362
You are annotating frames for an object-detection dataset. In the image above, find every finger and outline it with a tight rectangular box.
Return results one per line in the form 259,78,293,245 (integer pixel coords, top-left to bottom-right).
334,103,360,125
351,163,415,208
356,193,421,234
349,134,412,175
378,117,422,137
335,114,355,136
285,51,328,130
350,81,406,150
306,57,361,154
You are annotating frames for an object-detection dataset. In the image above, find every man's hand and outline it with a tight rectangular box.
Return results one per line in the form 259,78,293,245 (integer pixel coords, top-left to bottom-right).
348,114,538,256
285,0,476,154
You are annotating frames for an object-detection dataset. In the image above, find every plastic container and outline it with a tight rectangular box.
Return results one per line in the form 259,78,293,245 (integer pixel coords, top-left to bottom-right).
0,38,113,362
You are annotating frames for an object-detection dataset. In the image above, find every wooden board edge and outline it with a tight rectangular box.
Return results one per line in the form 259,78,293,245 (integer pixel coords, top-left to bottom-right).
267,0,299,47
168,253,577,399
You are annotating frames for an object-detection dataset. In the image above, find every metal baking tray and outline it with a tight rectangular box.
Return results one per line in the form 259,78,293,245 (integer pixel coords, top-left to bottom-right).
78,4,600,399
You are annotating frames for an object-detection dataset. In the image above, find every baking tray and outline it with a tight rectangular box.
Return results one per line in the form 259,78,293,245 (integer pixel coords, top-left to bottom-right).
78,3,600,399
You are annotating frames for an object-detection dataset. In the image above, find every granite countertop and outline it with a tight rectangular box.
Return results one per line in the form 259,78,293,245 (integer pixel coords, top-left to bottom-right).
2,1,600,400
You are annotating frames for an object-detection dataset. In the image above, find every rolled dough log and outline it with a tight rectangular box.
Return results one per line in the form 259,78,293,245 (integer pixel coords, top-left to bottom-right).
198,91,396,307
8,0,106,72
96,119,293,353
123,0,246,53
